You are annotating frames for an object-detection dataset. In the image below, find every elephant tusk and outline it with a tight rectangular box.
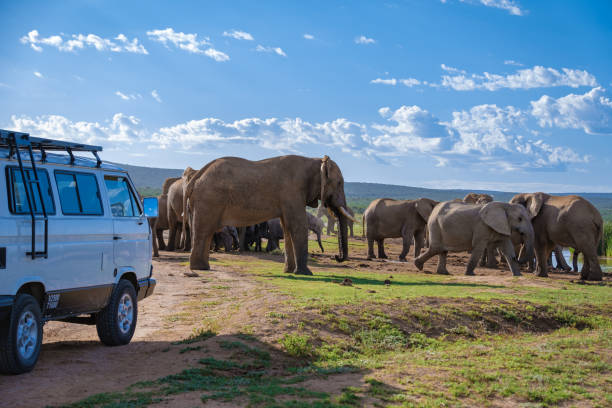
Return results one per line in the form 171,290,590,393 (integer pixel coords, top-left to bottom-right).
339,207,357,223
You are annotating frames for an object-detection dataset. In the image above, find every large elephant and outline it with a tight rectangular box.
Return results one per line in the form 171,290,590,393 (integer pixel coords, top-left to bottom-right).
510,193,603,280
317,205,355,237
184,155,354,274
415,201,534,276
167,167,197,251
364,198,438,261
153,176,180,250
463,193,499,267
266,215,325,253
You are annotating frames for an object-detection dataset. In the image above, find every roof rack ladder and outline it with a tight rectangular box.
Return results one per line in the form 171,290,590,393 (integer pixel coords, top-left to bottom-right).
10,132,49,259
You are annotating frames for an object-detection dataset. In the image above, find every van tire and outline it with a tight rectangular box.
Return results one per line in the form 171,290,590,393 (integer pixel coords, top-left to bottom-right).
0,294,43,374
96,280,138,346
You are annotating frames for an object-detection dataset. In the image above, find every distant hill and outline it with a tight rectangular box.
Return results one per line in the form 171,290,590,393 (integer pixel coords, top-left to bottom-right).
120,163,612,221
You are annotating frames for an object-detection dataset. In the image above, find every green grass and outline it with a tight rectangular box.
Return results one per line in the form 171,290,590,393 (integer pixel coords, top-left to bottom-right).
601,221,612,257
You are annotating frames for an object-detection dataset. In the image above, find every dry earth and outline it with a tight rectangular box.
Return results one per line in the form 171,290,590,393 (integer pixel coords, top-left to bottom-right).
0,236,604,407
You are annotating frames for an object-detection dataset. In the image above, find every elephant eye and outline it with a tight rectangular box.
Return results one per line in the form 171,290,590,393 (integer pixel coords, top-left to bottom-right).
518,217,522,222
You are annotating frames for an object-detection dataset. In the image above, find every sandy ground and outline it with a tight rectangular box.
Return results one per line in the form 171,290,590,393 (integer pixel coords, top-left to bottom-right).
0,236,606,407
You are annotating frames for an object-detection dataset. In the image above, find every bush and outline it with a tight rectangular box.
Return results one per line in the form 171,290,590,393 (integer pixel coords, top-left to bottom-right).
279,334,313,358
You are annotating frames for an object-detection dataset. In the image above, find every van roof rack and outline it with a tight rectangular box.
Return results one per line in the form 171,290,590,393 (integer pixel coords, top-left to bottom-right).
0,129,103,167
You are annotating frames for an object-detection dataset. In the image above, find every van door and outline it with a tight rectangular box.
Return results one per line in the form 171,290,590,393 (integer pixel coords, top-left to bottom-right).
103,175,150,278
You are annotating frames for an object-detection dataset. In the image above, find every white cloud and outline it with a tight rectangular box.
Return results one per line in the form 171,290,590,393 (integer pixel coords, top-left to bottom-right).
355,35,376,45
33,71,43,78
439,65,597,91
370,77,421,87
504,59,523,66
151,89,162,103
400,78,421,87
9,113,145,145
115,91,141,101
303,34,315,40
371,78,397,86
255,45,287,57
20,30,148,54
443,0,524,16
147,27,229,61
531,87,612,135
441,64,466,74
223,29,254,41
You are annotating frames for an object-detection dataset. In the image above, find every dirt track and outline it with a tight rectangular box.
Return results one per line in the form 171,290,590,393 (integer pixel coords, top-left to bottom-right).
0,237,597,407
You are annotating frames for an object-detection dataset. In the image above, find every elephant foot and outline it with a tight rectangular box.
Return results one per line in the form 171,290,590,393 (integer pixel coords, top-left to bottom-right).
283,266,295,274
582,270,602,281
414,258,424,271
159,244,166,251
367,256,375,261
437,268,450,275
512,271,522,277
295,267,313,276
486,261,499,269
379,254,388,260
536,269,548,278
399,256,407,262
465,270,475,276
190,262,210,271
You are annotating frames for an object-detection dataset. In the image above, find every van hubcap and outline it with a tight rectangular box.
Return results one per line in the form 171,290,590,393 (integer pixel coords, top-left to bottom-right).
17,311,38,360
117,294,133,334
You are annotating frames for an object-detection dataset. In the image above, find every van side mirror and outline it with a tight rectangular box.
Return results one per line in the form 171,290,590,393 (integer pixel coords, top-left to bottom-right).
143,197,159,217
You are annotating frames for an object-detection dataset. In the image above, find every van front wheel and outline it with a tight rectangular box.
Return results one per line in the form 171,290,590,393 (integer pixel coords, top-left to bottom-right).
96,280,138,346
0,294,43,374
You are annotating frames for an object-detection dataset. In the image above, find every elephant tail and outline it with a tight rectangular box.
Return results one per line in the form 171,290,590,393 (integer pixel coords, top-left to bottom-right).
362,213,365,238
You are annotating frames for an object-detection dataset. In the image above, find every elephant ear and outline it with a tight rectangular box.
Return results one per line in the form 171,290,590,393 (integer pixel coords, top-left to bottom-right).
416,198,436,222
525,192,545,219
320,155,330,205
479,202,511,236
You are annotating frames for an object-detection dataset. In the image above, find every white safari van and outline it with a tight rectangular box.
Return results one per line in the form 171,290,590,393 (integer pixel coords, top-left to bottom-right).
0,130,157,374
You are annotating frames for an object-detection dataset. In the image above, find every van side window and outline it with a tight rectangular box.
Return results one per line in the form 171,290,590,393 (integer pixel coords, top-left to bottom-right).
55,171,103,215
6,167,55,215
104,176,141,217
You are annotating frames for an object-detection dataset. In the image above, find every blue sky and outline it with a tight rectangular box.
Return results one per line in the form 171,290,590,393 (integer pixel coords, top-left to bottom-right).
1,0,611,192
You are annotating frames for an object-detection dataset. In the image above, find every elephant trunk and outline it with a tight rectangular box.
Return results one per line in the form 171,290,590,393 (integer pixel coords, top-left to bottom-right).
333,209,349,262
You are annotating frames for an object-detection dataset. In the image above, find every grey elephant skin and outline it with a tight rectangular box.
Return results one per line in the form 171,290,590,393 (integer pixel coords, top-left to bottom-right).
363,198,438,261
153,176,180,251
167,167,197,251
510,192,603,280
415,201,534,276
318,205,355,237
265,214,325,253
183,155,353,274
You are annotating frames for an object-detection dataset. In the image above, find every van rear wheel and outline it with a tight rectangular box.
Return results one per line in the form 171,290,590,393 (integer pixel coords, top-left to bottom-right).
96,280,138,346
0,294,43,374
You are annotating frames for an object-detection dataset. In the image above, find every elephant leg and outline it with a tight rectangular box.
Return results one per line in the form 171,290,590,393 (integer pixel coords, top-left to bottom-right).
156,228,166,251
554,246,571,271
573,250,580,273
285,211,311,275
497,239,521,276
535,242,552,278
367,237,376,260
280,218,297,274
349,222,354,238
183,223,191,252
466,244,486,276
415,245,442,271
414,229,425,258
167,214,178,251
580,247,602,281
399,228,411,262
152,229,159,258
189,218,215,271
377,239,387,259
436,251,449,275
485,245,499,268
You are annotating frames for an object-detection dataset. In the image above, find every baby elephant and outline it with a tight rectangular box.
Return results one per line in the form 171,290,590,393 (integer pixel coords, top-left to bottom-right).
364,197,438,261
415,201,534,276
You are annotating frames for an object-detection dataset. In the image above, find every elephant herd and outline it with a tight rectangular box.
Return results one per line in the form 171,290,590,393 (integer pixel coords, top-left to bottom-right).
149,154,604,281
364,192,604,281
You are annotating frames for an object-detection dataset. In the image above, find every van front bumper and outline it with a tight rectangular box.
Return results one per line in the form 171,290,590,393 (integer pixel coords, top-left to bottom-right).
0,295,14,321
137,278,156,300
